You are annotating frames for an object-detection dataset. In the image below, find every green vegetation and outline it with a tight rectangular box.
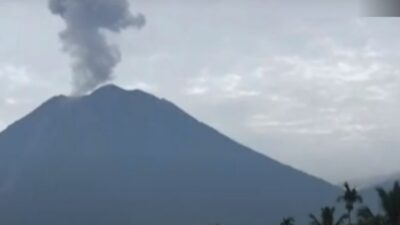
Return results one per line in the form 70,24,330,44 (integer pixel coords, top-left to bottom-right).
309,207,347,225
282,181,400,225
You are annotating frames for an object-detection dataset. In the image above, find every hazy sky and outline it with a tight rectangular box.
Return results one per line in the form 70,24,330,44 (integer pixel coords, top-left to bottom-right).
1,0,400,184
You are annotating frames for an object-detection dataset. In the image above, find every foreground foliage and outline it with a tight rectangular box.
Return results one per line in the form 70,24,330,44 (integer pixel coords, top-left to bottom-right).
280,181,400,225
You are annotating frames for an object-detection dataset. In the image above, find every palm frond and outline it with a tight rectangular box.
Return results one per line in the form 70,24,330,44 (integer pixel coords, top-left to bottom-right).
335,214,348,225
357,206,373,219
309,214,322,225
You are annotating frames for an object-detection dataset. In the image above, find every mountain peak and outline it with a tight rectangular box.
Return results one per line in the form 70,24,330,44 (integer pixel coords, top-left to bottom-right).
93,84,126,93
89,84,154,98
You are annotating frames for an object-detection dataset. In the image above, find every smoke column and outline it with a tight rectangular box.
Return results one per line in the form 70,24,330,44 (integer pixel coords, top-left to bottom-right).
49,0,146,94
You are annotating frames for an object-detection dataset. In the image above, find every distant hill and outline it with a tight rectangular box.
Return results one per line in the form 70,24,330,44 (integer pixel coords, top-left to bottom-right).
360,172,400,212
0,85,341,225
348,172,400,190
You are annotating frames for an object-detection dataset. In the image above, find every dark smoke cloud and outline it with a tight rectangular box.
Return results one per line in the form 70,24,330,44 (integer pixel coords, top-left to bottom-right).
49,0,146,94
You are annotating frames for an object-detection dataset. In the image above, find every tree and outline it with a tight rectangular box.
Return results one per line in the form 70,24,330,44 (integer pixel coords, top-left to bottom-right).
337,182,363,225
357,206,387,225
280,217,295,225
309,207,348,225
377,182,400,225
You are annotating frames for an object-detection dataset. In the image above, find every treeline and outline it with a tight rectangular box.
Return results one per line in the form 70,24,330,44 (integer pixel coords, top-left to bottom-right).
281,182,400,225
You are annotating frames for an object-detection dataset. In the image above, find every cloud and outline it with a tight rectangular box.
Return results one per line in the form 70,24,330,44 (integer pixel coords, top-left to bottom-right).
185,72,260,98
238,43,397,139
0,64,31,90
125,81,157,92
172,19,400,182
49,0,146,95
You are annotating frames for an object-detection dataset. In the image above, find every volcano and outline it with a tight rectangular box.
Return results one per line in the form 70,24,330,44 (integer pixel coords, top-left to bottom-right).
0,85,340,225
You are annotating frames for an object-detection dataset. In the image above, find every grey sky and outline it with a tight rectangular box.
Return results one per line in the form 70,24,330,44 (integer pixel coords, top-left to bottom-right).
1,0,400,184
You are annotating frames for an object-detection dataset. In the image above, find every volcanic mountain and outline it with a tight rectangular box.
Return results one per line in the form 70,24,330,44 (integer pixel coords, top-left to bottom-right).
0,85,340,225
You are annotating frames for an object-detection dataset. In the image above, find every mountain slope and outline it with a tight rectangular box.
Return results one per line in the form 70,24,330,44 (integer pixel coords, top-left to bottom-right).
0,85,340,225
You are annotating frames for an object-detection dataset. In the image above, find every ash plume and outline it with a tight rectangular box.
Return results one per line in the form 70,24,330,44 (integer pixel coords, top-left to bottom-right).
49,0,146,95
